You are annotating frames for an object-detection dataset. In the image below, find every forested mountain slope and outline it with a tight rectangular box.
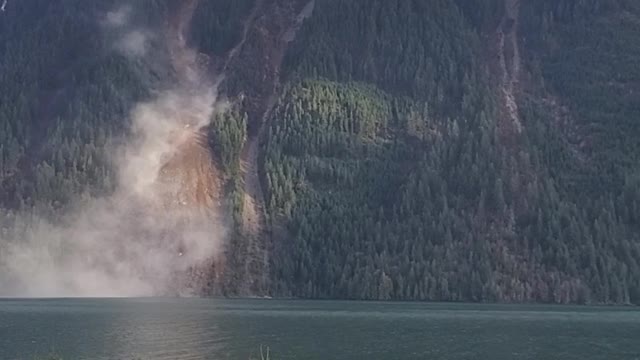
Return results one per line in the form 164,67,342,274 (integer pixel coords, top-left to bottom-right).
1,0,639,304
264,0,640,303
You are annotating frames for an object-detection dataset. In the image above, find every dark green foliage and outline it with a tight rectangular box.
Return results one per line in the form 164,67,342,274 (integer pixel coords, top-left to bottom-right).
190,0,256,55
530,3,640,186
454,0,504,30
284,0,489,119
263,0,640,304
209,106,248,231
210,107,248,175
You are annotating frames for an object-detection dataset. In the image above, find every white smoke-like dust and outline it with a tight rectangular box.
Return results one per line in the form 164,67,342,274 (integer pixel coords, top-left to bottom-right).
0,2,224,297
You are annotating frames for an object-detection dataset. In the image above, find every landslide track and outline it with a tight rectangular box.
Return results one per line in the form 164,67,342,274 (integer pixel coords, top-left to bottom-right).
159,0,314,295
220,0,315,294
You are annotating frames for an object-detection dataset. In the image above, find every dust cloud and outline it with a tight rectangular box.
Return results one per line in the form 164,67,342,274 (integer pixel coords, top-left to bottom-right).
0,2,225,297
104,4,154,59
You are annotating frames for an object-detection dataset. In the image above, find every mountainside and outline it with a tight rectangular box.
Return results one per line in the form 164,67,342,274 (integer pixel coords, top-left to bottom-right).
1,0,639,304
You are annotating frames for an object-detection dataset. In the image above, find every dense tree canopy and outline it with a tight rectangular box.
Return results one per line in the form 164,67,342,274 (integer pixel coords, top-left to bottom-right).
263,0,640,304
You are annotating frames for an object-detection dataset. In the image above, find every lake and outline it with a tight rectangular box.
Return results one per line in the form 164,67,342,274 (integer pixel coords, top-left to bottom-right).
0,299,638,359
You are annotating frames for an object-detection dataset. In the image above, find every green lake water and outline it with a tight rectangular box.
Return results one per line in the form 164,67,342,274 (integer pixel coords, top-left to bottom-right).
0,299,638,359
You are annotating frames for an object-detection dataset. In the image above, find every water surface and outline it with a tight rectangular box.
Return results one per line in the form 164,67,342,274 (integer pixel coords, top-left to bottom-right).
0,299,638,359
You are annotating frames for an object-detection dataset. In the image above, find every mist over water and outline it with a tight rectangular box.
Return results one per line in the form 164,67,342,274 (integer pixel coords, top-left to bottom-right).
0,2,225,297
